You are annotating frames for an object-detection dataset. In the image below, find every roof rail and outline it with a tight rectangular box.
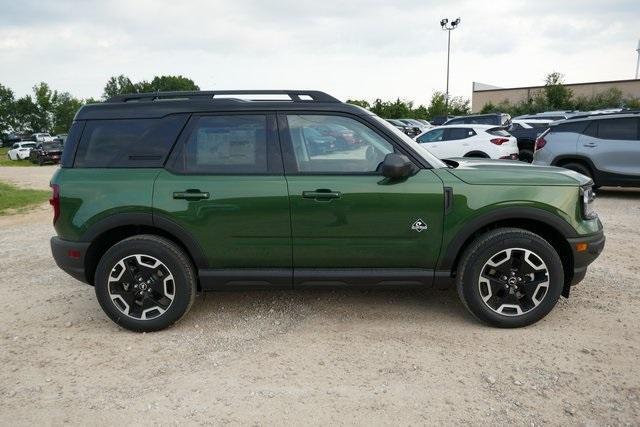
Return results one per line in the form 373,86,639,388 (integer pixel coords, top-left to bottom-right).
106,90,341,103
567,109,640,120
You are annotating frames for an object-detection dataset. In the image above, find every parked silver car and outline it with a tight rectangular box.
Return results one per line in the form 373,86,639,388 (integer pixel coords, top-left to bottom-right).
533,112,640,187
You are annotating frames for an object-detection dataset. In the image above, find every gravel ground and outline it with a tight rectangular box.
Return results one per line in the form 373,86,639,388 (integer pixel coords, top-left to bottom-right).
0,166,639,425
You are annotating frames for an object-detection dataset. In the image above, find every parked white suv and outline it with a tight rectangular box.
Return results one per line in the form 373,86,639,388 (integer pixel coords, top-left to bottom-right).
415,125,519,160
7,142,37,160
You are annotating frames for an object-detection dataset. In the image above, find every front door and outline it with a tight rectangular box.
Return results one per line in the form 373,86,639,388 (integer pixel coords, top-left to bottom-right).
279,113,444,284
153,113,292,280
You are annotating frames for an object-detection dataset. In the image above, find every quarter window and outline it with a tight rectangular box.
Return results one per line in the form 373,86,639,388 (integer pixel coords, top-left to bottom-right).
596,118,638,141
285,115,394,173
74,115,188,168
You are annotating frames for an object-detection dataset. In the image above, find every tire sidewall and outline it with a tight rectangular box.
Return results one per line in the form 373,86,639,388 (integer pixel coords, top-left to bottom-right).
460,233,564,328
94,237,195,332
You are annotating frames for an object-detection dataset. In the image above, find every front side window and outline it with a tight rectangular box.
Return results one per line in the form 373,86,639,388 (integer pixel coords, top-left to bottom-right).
286,115,394,173
417,129,444,143
175,115,268,174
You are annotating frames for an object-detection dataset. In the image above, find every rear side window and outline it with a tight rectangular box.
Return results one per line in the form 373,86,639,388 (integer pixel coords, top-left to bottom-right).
173,115,270,174
596,118,639,140
445,128,475,140
552,121,589,134
74,114,188,168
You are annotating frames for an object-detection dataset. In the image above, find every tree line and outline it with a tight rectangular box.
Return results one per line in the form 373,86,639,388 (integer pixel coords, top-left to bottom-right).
0,75,199,136
3,72,636,137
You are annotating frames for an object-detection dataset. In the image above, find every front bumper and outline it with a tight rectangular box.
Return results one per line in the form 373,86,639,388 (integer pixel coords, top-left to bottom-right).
567,228,605,286
50,237,91,284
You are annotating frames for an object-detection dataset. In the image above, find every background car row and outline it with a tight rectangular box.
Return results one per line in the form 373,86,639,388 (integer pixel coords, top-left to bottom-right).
384,108,638,188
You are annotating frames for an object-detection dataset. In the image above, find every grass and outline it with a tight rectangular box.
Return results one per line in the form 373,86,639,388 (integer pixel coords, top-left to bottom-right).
0,181,50,215
0,147,39,167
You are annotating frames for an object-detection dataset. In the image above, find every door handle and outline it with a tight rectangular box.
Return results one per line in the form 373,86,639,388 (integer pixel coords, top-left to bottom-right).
583,143,597,148
302,189,342,200
173,189,210,200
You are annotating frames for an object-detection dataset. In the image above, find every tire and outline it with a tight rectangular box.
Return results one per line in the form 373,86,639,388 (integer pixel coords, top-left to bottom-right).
94,235,196,332
519,149,534,163
456,228,564,328
464,151,489,158
561,162,591,179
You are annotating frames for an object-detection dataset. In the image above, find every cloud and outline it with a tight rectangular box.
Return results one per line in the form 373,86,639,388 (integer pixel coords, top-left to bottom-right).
0,0,638,106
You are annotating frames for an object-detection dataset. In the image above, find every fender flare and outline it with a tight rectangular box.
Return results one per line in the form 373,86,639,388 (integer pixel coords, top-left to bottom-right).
437,206,577,271
80,212,209,269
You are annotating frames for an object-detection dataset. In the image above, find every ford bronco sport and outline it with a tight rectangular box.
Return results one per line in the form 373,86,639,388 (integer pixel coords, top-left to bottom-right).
50,90,605,332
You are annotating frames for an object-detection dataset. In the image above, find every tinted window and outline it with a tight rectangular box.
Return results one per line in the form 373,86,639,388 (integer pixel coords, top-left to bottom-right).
596,118,638,140
74,115,187,168
552,121,589,134
417,129,444,143
446,128,474,140
525,122,549,129
175,115,268,174
286,115,394,173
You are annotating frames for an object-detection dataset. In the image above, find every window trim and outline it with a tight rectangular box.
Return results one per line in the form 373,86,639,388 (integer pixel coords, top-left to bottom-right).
165,112,284,176
277,111,419,176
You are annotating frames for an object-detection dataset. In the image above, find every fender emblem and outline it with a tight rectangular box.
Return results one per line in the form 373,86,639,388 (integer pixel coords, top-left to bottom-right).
411,219,428,232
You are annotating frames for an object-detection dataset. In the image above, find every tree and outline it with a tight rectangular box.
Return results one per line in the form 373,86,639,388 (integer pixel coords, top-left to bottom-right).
32,82,55,132
136,75,200,93
543,72,573,109
102,74,200,99
13,96,39,133
52,92,83,134
0,84,16,135
103,75,137,99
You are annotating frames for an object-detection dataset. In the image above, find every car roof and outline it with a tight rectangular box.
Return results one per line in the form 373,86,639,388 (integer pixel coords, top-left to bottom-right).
512,118,553,123
432,124,498,130
551,110,640,126
75,90,369,120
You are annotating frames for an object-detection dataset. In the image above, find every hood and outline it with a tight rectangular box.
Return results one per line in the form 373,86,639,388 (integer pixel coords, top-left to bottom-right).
442,158,592,186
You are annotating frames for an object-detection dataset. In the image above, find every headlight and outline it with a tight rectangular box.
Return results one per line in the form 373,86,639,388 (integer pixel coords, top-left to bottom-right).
580,186,597,220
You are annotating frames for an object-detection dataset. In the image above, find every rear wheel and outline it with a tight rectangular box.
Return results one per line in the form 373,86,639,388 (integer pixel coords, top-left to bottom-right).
464,151,489,158
456,228,564,328
94,235,196,332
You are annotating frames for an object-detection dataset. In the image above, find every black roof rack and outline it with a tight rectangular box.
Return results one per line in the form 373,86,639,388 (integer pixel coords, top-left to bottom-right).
106,90,341,104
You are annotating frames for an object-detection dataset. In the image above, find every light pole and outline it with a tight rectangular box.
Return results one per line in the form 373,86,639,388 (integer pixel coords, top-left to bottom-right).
635,39,640,79
440,17,461,115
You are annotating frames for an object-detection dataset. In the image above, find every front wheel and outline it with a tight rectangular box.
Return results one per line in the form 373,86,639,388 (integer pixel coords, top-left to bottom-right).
94,235,196,332
456,228,564,328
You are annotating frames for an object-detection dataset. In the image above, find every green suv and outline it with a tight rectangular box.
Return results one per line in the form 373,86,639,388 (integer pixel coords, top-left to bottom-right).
50,90,605,332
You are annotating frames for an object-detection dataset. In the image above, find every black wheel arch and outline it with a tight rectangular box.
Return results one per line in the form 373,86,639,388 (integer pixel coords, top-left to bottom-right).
81,212,208,285
463,151,489,158
439,207,577,293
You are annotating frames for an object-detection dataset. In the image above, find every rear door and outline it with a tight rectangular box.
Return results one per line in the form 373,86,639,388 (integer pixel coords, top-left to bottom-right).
153,113,292,278
279,112,444,284
578,117,640,177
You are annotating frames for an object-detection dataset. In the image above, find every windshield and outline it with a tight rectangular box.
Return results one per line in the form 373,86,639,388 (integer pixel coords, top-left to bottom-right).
369,115,447,168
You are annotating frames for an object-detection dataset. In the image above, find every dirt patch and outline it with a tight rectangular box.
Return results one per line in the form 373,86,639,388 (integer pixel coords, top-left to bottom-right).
0,186,638,425
0,165,58,190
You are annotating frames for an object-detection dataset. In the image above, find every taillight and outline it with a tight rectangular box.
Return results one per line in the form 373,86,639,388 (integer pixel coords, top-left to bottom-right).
535,136,547,151
490,138,509,145
50,184,60,224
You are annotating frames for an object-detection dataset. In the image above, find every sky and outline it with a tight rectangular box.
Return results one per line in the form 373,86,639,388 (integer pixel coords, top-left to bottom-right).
1,0,639,107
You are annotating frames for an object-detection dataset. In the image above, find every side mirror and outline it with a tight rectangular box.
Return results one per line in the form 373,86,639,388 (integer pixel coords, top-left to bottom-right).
381,153,414,179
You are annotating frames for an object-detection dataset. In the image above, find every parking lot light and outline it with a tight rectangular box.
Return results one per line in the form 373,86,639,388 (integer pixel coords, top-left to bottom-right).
440,17,461,114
